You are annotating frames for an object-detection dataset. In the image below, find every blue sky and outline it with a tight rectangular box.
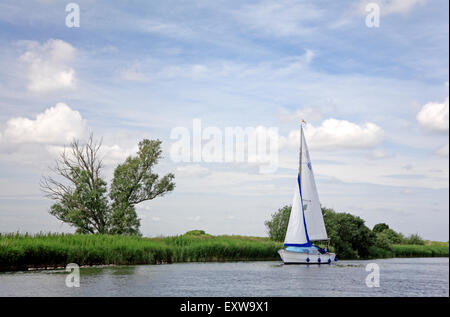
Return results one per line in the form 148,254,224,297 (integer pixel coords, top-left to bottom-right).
0,0,448,240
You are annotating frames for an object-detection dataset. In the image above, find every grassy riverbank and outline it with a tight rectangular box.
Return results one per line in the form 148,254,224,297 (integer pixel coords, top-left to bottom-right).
0,232,448,271
0,232,281,271
372,244,449,258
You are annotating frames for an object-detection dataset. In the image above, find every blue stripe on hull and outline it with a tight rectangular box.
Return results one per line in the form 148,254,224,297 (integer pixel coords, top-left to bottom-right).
283,243,312,247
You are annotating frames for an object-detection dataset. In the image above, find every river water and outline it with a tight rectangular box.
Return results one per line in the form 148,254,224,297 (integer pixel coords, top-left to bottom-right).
0,258,448,297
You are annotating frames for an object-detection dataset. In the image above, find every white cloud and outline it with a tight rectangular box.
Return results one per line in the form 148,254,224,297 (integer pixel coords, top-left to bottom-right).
0,104,139,171
100,144,137,166
416,97,449,133
282,119,384,151
19,39,76,92
435,144,449,157
2,103,87,144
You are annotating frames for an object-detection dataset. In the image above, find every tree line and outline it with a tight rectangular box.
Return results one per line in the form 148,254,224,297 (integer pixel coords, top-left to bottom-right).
265,205,426,259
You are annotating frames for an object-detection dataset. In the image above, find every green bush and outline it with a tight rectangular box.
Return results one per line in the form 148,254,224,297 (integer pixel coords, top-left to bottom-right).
379,229,404,244
402,234,425,245
322,208,375,259
372,223,390,233
264,205,291,242
374,232,393,250
184,230,207,236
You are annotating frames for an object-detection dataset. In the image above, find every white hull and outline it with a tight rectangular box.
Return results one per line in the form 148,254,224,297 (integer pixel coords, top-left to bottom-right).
278,249,336,264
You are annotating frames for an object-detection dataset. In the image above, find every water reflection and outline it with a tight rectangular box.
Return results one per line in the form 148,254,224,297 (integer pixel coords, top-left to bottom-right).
0,258,447,297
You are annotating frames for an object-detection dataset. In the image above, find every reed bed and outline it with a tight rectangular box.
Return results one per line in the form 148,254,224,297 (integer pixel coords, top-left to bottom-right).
0,233,282,271
368,244,449,259
392,244,449,258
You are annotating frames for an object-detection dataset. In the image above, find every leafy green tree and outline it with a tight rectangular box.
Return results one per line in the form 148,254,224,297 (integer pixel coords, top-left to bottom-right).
109,139,175,235
264,205,291,242
372,223,390,233
323,208,375,259
378,228,404,244
372,223,404,247
41,135,175,235
374,231,394,250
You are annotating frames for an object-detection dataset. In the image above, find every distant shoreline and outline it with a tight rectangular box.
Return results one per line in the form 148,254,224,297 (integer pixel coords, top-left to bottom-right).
1,233,448,272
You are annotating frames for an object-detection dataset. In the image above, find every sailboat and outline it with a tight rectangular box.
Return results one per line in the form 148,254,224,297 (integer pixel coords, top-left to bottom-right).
278,121,337,264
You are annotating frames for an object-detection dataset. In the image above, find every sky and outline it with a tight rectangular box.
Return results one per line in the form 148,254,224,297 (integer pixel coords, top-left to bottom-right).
0,0,448,241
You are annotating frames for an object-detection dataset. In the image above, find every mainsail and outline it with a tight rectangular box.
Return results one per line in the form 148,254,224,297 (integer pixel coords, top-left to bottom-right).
284,125,328,247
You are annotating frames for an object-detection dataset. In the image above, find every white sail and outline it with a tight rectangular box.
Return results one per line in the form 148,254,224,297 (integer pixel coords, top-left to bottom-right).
300,130,328,241
283,175,309,246
283,126,328,246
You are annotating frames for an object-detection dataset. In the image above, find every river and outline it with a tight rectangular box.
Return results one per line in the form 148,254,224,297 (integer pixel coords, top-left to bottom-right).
0,257,447,297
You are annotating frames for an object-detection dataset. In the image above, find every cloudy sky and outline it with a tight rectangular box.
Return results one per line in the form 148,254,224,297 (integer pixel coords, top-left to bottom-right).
0,0,448,240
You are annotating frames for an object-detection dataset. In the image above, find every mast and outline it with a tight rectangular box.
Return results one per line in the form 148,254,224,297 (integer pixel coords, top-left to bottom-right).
299,124,303,176
299,120,311,246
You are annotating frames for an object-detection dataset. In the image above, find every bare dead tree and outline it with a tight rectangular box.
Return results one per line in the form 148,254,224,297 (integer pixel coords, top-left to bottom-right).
40,133,109,234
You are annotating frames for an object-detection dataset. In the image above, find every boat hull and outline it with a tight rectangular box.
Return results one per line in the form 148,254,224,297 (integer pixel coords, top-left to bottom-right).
278,249,336,264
